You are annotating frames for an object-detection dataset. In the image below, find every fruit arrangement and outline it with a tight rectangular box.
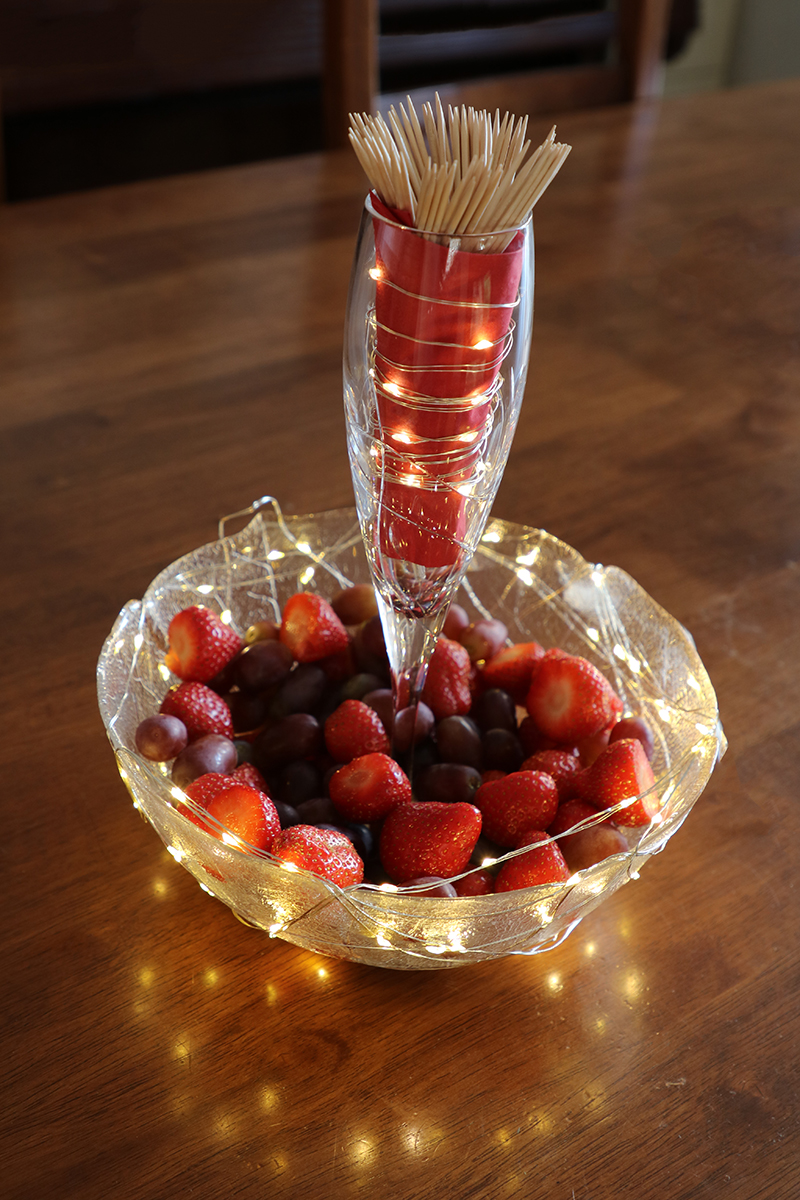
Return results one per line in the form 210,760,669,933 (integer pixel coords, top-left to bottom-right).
98,504,724,968
134,585,662,896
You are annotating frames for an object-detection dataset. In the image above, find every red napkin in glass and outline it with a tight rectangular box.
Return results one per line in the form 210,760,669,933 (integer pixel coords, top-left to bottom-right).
370,194,524,568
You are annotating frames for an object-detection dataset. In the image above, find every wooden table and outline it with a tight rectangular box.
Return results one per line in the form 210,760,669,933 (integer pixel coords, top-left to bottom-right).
2,80,798,1199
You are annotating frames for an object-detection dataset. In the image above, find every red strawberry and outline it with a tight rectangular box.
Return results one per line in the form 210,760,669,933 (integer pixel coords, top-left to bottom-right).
495,831,571,891
324,699,390,762
183,773,280,851
379,801,482,884
271,825,364,887
232,761,271,792
421,637,472,721
279,592,349,663
576,738,660,826
180,771,237,809
521,749,582,799
329,752,412,821
479,641,545,703
164,605,243,683
474,770,559,847
160,681,234,741
526,652,622,743
454,868,496,897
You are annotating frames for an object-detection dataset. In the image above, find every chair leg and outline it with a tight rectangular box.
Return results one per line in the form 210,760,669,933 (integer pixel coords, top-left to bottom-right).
618,0,673,99
323,0,379,148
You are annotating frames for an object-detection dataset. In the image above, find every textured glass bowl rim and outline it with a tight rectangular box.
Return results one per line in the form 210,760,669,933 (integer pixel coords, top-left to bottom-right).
97,497,726,969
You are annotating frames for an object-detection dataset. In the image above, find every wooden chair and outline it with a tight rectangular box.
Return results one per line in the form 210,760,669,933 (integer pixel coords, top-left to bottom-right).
323,0,673,147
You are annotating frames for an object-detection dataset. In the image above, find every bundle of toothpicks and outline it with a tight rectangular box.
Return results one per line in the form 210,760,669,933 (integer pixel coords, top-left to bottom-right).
349,94,571,250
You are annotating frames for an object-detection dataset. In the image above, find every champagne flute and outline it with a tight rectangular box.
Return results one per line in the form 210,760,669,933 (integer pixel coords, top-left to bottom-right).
343,196,535,753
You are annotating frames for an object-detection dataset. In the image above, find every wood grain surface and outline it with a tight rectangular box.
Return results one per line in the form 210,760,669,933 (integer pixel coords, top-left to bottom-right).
1,80,798,1200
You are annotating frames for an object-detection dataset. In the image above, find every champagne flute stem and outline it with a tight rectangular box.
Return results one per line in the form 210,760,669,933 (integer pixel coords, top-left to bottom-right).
374,594,445,770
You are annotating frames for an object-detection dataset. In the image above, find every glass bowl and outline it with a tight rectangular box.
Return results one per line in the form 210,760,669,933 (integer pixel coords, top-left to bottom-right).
97,498,725,970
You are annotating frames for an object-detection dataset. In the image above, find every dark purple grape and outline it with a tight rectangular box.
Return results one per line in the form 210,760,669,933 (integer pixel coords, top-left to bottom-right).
135,714,188,761
330,583,378,625
227,690,272,734
233,639,293,693
436,715,483,769
171,734,237,787
206,657,239,695
460,618,508,663
482,728,524,773
275,759,323,807
316,822,373,862
345,823,374,861
254,713,322,772
233,738,256,765
340,672,385,702
472,688,517,733
272,664,327,716
609,715,655,760
393,702,435,752
362,688,394,731
410,739,440,775
415,762,482,805
273,800,301,829
295,797,339,825
353,616,388,674
403,876,457,897
442,603,470,641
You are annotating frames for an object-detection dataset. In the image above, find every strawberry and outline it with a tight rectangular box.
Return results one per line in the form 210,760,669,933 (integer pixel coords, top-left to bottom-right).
379,801,482,884
183,773,280,851
479,641,544,703
160,681,234,741
232,761,271,792
495,831,571,892
324,698,390,762
576,738,660,826
271,825,364,887
521,749,582,799
279,592,350,663
526,652,622,743
164,605,243,683
180,771,237,809
454,868,496,897
421,636,472,721
474,770,559,847
329,752,412,821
